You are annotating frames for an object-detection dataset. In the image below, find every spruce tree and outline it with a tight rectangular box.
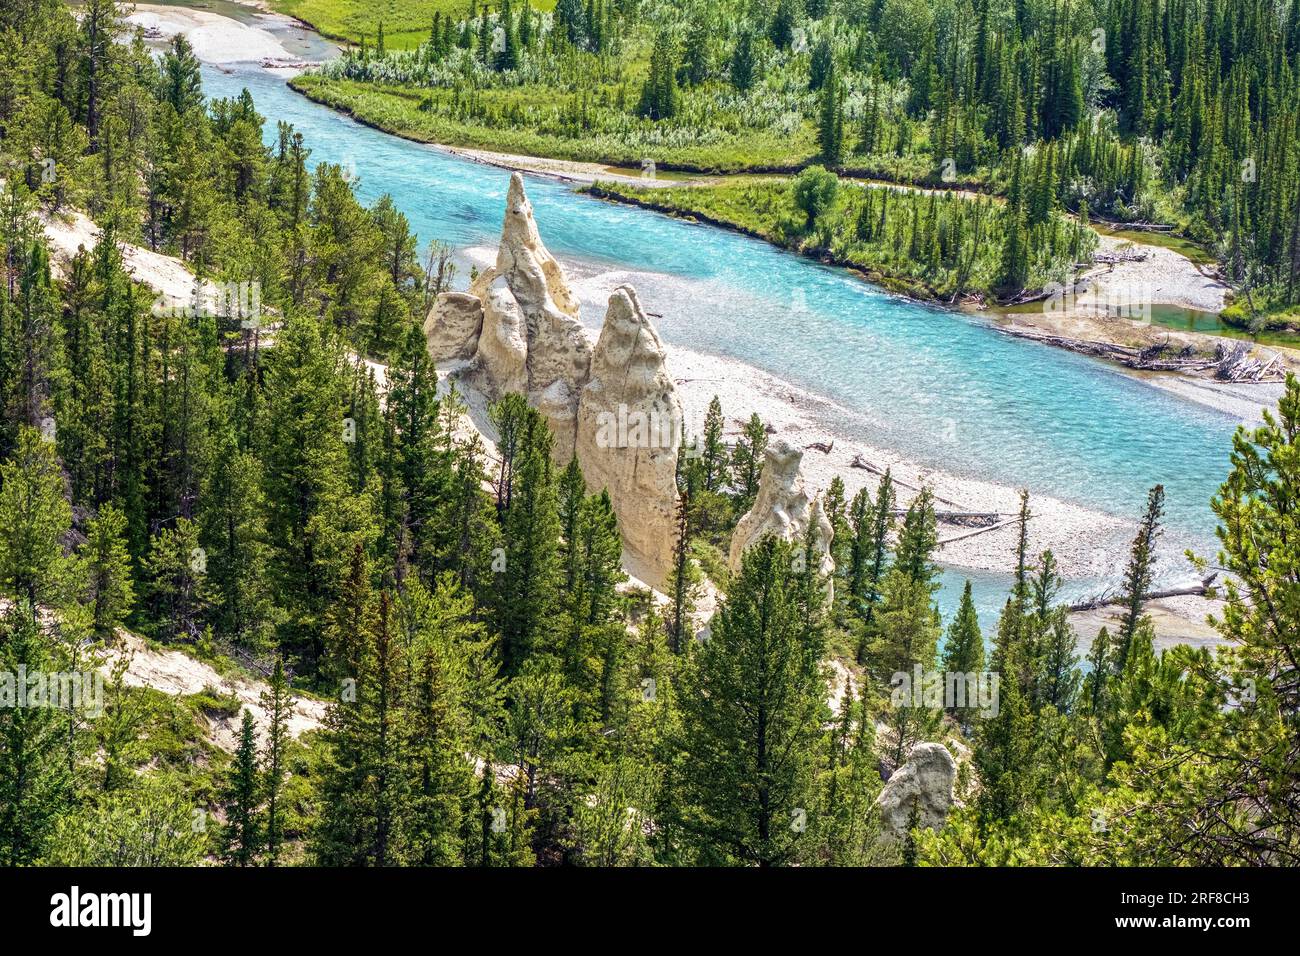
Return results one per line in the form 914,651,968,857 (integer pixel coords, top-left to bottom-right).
259,657,292,866
0,426,73,613
673,536,824,866
221,710,262,866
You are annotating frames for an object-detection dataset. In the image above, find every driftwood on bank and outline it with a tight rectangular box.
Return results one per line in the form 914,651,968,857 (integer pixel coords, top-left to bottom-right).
849,454,966,509
1214,342,1285,382
937,516,1022,546
890,508,1004,528
1089,217,1176,233
1068,572,1219,612
998,327,1286,381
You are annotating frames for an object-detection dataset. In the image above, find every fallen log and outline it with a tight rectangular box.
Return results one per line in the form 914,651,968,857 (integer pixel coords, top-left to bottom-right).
937,516,1022,546
999,326,1285,379
805,440,834,454
892,509,1004,527
1068,572,1218,612
850,454,965,509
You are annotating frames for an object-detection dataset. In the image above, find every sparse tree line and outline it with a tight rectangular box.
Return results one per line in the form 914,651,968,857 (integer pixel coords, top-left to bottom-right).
0,0,1297,866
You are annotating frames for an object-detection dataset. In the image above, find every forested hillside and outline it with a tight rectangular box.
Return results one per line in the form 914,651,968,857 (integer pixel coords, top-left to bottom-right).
295,0,1300,317
0,0,1297,868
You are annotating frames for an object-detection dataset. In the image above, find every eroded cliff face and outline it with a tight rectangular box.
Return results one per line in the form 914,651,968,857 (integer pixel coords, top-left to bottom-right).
728,441,835,600
424,173,681,585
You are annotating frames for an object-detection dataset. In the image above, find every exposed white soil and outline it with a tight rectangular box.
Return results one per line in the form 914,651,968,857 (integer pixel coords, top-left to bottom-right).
103,633,327,752
42,208,215,303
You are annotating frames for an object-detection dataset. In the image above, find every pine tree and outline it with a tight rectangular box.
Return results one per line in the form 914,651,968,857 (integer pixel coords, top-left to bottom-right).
673,536,825,866
730,29,756,92
259,657,292,866
680,16,710,86
637,30,679,121
157,34,203,115
666,485,700,654
768,0,796,50
700,395,727,492
817,60,844,166
0,426,74,613
999,152,1031,293
974,618,1036,825
495,0,520,71
850,470,894,658
555,0,586,46
0,601,74,864
730,413,768,509
1115,484,1165,668
494,413,559,676
314,589,410,865
221,710,262,866
402,575,497,865
200,438,276,649
259,312,354,665
79,503,134,637
140,518,208,643
940,580,985,721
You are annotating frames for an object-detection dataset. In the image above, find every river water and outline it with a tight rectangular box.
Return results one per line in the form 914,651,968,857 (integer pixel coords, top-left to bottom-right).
178,7,1245,623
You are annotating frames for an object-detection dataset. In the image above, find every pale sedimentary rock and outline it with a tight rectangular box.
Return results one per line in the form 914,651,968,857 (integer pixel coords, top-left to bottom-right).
423,173,682,584
469,172,583,322
576,286,683,579
875,742,957,842
423,291,484,361
457,173,593,458
728,441,835,598
475,277,529,398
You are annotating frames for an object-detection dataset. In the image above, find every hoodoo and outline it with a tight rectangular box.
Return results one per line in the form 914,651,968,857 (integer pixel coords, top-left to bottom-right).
728,441,835,599
875,743,957,842
576,286,683,580
424,173,682,585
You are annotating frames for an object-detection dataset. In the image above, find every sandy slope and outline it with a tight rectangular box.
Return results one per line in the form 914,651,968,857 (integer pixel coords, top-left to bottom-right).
103,634,327,752
42,208,215,303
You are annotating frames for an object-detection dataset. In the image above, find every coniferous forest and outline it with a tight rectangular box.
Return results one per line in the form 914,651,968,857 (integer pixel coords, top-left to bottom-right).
0,0,1298,898
301,0,1300,320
